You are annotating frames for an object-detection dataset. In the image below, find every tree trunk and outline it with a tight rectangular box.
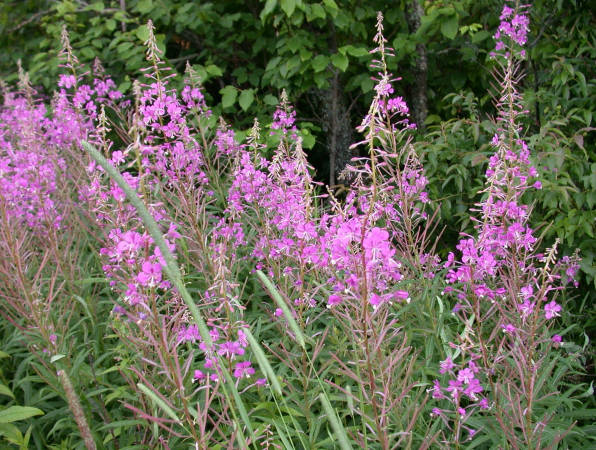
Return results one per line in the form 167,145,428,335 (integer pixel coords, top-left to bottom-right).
322,73,354,187
405,0,428,130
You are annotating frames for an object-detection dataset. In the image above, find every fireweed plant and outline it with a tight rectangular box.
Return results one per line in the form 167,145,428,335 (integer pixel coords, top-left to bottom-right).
433,3,583,448
0,2,591,449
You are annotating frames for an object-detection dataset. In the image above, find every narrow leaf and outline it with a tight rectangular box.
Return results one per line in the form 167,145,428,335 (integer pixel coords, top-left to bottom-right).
256,270,306,349
0,407,44,424
137,383,181,424
319,393,352,450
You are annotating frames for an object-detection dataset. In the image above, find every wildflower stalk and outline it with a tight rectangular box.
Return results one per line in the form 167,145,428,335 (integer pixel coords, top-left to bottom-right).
82,140,254,447
58,369,97,450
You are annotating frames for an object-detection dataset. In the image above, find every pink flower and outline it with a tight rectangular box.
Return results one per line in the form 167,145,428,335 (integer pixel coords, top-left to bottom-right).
137,261,162,287
217,341,245,359
233,361,255,379
327,294,342,307
501,323,516,334
431,380,446,399
544,301,561,319
439,357,456,374
463,378,483,400
457,368,475,384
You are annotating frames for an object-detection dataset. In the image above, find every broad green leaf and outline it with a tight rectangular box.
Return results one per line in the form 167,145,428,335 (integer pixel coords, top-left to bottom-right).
206,64,223,77
238,89,255,111
105,19,116,31
312,55,329,72
135,24,150,42
280,0,296,17
260,0,277,21
331,53,349,71
323,0,339,16
471,30,490,43
89,2,105,12
136,0,153,14
360,77,374,93
0,407,44,424
301,129,316,148
440,15,459,40
220,85,238,109
264,94,278,105
341,45,368,57
311,4,326,20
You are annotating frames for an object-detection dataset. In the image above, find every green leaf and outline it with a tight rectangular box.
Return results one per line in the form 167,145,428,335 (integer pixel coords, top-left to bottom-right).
220,85,238,109
256,270,306,349
206,64,223,77
319,394,353,450
0,424,23,444
301,128,316,148
440,15,459,40
264,94,278,105
136,0,153,14
0,407,44,424
0,351,9,359
135,24,150,42
137,383,181,424
360,77,374,93
323,0,339,16
342,45,368,57
82,141,252,447
50,354,66,363
260,0,277,21
311,55,329,72
471,30,490,43
89,2,105,12
311,4,326,20
0,383,14,399
244,330,282,395
331,53,348,72
280,0,296,17
238,89,255,111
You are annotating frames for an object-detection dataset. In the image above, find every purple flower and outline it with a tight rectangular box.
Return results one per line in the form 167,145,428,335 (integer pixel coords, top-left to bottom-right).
501,323,516,334
439,357,456,374
136,261,163,287
463,378,483,400
233,361,255,379
457,368,475,384
327,294,342,307
544,300,561,319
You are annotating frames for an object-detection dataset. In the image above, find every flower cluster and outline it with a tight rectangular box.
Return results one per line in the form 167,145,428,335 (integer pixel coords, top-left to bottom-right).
0,84,86,230
493,3,530,57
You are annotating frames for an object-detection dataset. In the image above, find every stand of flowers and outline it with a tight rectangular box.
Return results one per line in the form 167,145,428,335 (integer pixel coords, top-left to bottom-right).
0,2,589,449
